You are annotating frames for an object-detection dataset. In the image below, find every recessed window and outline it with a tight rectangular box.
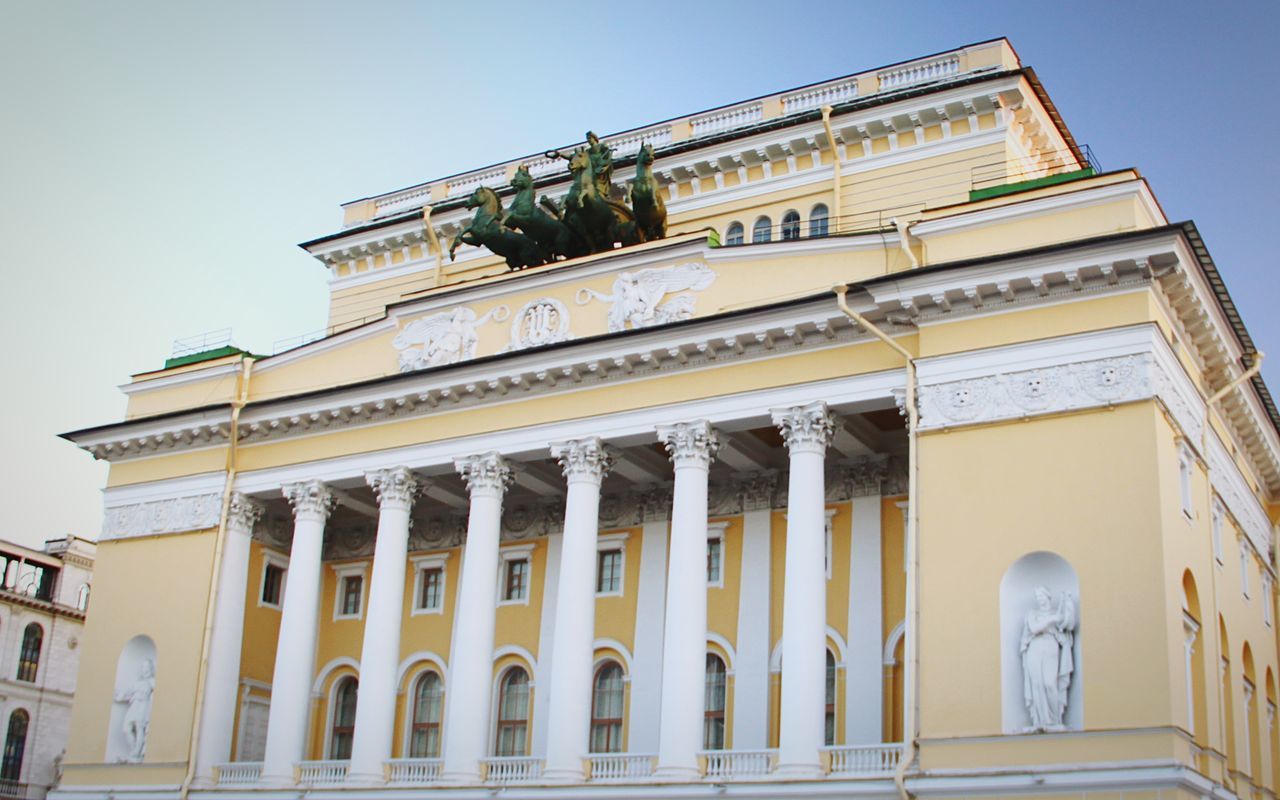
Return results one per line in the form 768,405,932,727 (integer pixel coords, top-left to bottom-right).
339,575,363,617
261,564,284,607
1178,444,1194,519
503,558,529,603
16,624,41,683
420,568,443,611
725,222,744,246
1,710,27,782
1212,500,1225,564
590,661,625,753
809,204,830,238
495,668,530,756
597,550,623,595
328,677,358,759
752,217,772,243
1264,575,1273,627
409,671,443,758
1240,545,1251,600
707,535,723,587
781,210,801,241
824,650,837,746
703,654,726,750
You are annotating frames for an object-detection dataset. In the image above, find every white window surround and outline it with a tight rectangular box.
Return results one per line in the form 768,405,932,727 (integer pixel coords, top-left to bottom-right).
707,521,729,589
1212,499,1225,566
411,553,451,616
498,544,536,607
1240,540,1251,601
331,561,369,621
257,550,289,610
595,532,630,598
1263,574,1273,627
1178,442,1195,521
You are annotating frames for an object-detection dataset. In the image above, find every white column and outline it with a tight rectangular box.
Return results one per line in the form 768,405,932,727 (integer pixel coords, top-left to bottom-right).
847,473,885,745
261,481,335,785
654,421,718,779
773,402,833,777
193,493,263,784
347,468,421,783
733,474,776,750
627,492,670,753
544,439,611,781
441,452,512,784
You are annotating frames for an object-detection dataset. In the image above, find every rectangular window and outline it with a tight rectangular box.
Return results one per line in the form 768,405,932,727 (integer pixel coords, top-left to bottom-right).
261,564,284,607
503,558,529,602
706,536,723,587
1179,445,1194,519
340,575,363,617
597,549,622,595
419,567,443,612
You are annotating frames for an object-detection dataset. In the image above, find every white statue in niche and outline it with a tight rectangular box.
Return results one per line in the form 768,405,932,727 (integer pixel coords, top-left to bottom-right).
114,658,155,762
1020,587,1077,732
393,305,508,372
575,263,716,332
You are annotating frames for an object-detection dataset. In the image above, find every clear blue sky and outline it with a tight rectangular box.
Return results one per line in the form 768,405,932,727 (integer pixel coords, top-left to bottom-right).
1,0,1276,545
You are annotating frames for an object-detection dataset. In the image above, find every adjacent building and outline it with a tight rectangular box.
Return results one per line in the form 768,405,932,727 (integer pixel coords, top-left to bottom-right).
53,39,1280,800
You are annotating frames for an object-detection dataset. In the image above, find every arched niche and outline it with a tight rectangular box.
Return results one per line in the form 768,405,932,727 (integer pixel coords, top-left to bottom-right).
105,635,156,763
1000,551,1082,733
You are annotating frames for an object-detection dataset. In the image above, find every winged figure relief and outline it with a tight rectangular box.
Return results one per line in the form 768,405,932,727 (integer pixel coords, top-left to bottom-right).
576,262,717,332
393,305,508,372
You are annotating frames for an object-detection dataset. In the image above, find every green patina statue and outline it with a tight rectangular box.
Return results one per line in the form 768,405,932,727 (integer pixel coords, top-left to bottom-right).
449,130,668,270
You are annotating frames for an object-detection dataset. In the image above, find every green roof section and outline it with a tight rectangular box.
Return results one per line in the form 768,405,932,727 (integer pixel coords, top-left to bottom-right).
162,346,257,370
969,167,1096,202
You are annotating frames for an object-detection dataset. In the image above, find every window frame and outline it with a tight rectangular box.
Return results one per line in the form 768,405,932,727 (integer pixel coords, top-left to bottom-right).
407,670,445,758
724,221,744,246
824,649,838,746
497,545,536,607
493,666,532,757
706,521,729,588
703,653,727,751
411,554,450,616
809,204,830,238
327,675,359,761
16,624,42,683
589,660,626,754
331,562,369,621
1,709,27,782
257,550,289,610
780,210,801,241
595,532,629,597
751,216,772,244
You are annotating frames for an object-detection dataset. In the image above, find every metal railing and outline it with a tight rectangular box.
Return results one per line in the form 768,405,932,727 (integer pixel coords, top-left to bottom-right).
701,749,776,779
0,781,37,800
212,762,262,786
970,145,1100,194
824,743,902,775
481,756,543,784
170,328,234,358
296,759,348,785
587,753,655,781
385,757,442,784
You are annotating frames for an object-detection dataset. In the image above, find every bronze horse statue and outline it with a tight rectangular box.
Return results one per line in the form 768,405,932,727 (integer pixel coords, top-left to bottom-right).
449,186,543,271
504,166,579,262
556,147,640,255
631,143,667,243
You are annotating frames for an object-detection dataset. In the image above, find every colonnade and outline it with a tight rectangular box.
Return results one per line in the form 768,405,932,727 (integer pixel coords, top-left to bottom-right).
193,401,854,785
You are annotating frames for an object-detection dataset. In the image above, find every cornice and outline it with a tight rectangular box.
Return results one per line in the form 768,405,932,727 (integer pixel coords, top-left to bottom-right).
118,362,242,396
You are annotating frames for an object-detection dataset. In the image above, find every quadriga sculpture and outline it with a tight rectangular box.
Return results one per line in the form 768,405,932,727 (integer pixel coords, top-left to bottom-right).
631,142,667,243
449,186,544,271
504,166,579,262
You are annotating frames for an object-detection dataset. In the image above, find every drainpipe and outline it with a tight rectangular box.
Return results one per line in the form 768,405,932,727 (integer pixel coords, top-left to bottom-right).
821,106,843,235
180,355,254,800
833,286,919,800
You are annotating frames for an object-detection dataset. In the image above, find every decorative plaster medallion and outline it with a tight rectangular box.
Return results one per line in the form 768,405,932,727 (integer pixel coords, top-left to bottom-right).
575,262,717,332
393,304,509,372
503,297,574,352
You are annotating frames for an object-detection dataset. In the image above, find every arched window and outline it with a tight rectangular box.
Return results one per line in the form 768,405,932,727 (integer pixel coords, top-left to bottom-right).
328,677,358,760
825,650,837,745
809,204,830,238
495,668,530,756
590,661,624,753
781,210,801,241
409,672,443,758
16,624,42,682
1,710,27,782
704,654,727,750
724,222,744,246
752,217,772,244
76,583,91,612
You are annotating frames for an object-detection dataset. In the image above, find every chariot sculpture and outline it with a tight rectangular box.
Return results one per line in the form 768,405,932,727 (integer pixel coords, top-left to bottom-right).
448,132,668,270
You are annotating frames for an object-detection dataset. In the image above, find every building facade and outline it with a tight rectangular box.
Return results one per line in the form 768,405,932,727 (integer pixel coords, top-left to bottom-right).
0,537,95,800
55,39,1280,800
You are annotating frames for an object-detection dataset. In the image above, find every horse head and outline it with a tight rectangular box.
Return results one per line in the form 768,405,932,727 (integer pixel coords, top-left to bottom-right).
568,147,592,177
511,166,534,191
466,186,501,215
637,143,655,167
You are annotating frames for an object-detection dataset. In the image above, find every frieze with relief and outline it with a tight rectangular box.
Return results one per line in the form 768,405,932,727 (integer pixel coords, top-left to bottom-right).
394,305,509,373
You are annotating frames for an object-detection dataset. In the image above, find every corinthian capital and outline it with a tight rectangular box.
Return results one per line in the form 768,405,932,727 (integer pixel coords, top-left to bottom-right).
656,420,719,468
772,401,834,455
366,467,423,509
282,480,336,520
226,493,264,533
455,452,513,495
551,438,612,484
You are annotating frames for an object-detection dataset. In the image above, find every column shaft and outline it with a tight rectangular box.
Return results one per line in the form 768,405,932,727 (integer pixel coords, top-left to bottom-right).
193,494,262,784
441,453,510,783
732,478,775,749
627,504,670,753
774,403,832,777
543,439,610,781
347,469,420,782
655,422,717,779
261,481,334,785
847,493,884,744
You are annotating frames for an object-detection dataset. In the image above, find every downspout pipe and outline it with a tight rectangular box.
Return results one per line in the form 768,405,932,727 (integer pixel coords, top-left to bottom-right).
821,106,843,235
834,286,919,800
180,355,254,800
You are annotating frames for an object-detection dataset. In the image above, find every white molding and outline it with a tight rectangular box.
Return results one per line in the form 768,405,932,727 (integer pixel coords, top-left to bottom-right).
706,632,737,671
883,619,906,667
310,656,359,694
409,553,450,616
591,638,635,677
118,362,242,396
706,520,729,589
330,561,369,622
255,550,288,611
496,545,535,607
594,534,628,598
395,650,447,691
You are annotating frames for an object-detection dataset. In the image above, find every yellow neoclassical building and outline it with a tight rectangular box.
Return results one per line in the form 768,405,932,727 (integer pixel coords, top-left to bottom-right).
54,38,1280,800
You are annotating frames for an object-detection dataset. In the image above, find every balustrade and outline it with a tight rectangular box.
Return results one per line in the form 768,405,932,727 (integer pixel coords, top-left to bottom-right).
386,758,443,784
212,763,261,786
783,80,859,114
824,743,902,775
691,103,764,139
701,749,776,779
879,56,960,90
481,756,544,784
296,760,348,785
587,753,656,781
